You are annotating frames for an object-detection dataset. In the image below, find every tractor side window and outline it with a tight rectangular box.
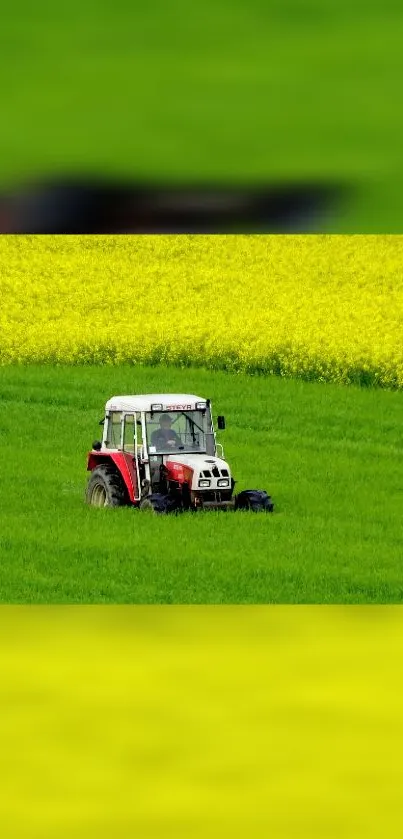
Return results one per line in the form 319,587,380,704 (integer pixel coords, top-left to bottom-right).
105,412,122,448
123,414,135,453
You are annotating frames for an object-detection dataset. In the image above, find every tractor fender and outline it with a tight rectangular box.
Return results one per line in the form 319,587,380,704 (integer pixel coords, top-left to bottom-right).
87,451,138,502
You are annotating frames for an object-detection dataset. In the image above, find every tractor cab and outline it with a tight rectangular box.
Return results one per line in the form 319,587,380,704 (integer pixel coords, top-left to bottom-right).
86,393,273,513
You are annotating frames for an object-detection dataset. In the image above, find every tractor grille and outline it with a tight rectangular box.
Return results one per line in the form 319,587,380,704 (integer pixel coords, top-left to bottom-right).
197,489,233,503
201,467,229,479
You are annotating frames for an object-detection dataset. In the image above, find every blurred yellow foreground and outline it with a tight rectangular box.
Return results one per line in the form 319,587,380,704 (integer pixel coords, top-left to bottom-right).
0,607,402,838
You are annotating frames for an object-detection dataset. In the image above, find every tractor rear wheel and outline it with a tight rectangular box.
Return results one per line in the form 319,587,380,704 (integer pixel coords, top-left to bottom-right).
235,490,274,513
139,493,179,514
86,465,127,507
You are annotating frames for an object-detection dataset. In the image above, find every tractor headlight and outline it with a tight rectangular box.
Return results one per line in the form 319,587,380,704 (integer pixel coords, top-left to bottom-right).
198,479,211,488
217,479,229,487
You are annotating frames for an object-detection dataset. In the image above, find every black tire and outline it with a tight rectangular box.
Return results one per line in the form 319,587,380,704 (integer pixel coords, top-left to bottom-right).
235,489,274,513
139,493,179,514
86,464,128,507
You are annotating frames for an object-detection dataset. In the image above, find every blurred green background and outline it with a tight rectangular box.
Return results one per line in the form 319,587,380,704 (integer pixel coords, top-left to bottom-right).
2,0,403,230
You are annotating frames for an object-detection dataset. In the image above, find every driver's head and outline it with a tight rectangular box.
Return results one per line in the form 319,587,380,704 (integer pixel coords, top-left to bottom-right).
159,414,173,428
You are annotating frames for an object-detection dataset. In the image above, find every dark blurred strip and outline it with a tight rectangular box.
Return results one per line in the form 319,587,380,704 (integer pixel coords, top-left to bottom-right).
0,178,348,233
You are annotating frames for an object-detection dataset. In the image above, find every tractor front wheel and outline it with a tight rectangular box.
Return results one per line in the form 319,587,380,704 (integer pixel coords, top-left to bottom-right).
139,493,180,514
86,465,128,507
235,490,274,513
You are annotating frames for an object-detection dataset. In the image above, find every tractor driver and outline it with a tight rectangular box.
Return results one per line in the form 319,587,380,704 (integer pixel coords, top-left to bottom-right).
151,414,182,450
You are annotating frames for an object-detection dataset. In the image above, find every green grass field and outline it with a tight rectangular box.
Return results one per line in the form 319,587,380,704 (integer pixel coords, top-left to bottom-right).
2,364,402,603
2,1,403,230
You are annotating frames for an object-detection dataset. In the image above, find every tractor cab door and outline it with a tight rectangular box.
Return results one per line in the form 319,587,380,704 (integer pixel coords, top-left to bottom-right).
123,414,135,453
123,413,144,453
123,413,144,497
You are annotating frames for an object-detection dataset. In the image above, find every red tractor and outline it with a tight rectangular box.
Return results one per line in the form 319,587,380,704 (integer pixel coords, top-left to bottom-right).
86,393,274,513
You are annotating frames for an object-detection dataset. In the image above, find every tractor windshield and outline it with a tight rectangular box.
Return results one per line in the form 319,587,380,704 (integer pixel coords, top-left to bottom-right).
145,409,215,455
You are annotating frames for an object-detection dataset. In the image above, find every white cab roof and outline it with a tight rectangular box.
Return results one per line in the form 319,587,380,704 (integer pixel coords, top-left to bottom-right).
105,394,206,413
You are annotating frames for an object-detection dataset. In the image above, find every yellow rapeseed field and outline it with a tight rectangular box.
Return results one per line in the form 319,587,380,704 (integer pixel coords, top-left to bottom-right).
1,607,403,838
1,235,403,387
